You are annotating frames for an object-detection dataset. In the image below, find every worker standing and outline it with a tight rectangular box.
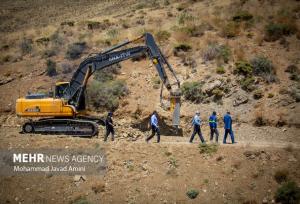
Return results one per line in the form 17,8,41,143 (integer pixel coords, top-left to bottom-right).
146,111,160,143
104,112,114,142
223,111,235,144
189,111,205,143
209,111,219,143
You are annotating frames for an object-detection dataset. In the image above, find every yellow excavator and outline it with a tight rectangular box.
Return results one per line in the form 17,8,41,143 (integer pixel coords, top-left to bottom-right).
16,33,181,137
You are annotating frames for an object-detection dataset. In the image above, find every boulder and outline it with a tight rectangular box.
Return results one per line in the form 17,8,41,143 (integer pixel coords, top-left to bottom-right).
202,80,222,95
233,94,248,106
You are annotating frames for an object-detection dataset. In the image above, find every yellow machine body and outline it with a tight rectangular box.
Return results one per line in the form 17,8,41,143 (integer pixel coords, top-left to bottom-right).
16,97,75,117
16,82,76,117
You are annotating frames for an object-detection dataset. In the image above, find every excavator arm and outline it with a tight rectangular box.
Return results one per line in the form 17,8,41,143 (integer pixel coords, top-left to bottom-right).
63,33,181,125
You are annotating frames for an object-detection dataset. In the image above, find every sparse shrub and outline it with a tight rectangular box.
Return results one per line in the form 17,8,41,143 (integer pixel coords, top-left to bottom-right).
61,62,72,74
268,93,274,98
212,88,223,101
216,66,225,74
178,12,195,25
36,37,50,46
265,22,297,41
20,38,33,55
186,189,199,199
173,43,192,56
46,59,57,77
181,81,205,103
203,44,231,63
155,30,171,42
66,42,86,59
285,65,300,81
168,157,179,168
235,61,253,76
199,144,218,155
87,79,128,111
253,90,263,100
274,169,289,184
43,48,57,58
232,10,253,21
50,31,64,46
60,21,75,27
180,23,213,37
87,20,111,30
240,77,255,92
250,56,276,82
106,29,118,39
71,196,92,204
254,114,267,126
290,88,300,102
275,181,300,204
94,64,121,82
221,22,239,38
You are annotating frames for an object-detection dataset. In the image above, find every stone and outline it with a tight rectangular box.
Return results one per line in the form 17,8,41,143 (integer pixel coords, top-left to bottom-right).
262,198,268,204
233,94,248,106
202,80,222,94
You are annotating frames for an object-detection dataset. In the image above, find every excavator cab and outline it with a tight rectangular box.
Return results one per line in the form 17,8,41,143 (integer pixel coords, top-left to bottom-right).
55,82,69,98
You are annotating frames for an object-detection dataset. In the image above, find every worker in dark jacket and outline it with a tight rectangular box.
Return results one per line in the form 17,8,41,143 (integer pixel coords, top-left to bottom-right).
209,111,219,143
104,112,114,142
223,111,235,144
146,111,160,143
189,111,205,143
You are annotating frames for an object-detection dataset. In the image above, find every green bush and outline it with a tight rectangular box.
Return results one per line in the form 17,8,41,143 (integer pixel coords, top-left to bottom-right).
94,64,121,82
216,66,225,74
265,22,297,41
87,80,128,111
46,59,57,77
186,189,199,199
155,30,171,42
66,42,86,59
199,144,218,155
232,10,253,21
20,38,33,55
275,181,300,204
240,77,255,92
253,89,263,100
235,61,253,76
181,81,205,103
268,93,274,98
36,37,50,45
250,56,276,82
274,169,289,184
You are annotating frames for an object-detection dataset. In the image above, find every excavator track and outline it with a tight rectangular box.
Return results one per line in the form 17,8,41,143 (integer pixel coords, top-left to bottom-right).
22,118,98,137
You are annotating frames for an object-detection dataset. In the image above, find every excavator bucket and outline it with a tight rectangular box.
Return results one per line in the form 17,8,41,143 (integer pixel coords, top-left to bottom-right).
170,91,181,126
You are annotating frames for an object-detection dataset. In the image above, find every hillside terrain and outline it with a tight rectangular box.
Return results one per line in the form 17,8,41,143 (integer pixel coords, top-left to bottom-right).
0,0,299,203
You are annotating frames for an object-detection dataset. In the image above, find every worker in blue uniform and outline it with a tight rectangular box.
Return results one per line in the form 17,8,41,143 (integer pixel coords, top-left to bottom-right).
146,111,160,143
209,111,219,143
223,111,235,144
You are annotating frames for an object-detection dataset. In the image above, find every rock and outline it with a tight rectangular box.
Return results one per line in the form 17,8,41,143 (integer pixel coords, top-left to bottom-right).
0,76,14,86
73,175,86,182
202,80,222,94
233,94,249,106
262,198,268,204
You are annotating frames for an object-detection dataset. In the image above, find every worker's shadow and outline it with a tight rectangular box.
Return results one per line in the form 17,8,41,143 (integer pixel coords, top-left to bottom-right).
131,116,183,136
